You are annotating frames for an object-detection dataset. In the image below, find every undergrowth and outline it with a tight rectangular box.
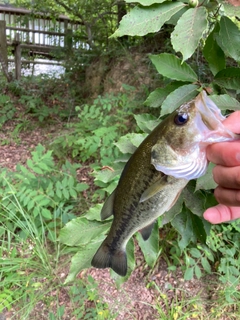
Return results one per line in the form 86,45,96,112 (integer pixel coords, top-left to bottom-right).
0,143,113,318
50,85,139,166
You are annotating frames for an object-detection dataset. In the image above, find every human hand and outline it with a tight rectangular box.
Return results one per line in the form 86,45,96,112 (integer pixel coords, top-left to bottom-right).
203,111,240,224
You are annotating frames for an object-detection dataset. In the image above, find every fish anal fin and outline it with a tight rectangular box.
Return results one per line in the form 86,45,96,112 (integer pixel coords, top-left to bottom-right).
100,189,116,220
139,221,156,241
91,243,127,277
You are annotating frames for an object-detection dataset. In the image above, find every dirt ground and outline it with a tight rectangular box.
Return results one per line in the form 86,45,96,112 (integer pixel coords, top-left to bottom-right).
0,121,238,320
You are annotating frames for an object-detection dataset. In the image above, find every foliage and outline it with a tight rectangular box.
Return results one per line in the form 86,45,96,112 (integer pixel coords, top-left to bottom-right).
0,94,16,126
50,88,139,166
0,144,88,242
207,221,240,302
1,0,240,314
59,0,240,302
0,144,116,317
67,276,113,320
10,0,129,51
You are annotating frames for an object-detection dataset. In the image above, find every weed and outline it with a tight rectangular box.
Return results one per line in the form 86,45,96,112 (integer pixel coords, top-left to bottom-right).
50,90,139,166
0,94,16,126
68,276,113,320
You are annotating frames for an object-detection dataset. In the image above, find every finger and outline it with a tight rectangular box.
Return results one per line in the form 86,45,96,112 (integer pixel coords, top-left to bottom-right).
214,186,240,207
206,141,240,166
203,204,240,224
212,165,240,189
223,110,240,133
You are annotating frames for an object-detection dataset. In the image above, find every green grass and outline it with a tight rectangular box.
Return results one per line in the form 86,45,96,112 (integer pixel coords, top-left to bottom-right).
0,184,113,319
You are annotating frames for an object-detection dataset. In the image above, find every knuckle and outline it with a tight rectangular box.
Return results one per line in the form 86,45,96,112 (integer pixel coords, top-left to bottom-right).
234,168,240,187
214,187,221,203
212,166,220,184
235,190,240,204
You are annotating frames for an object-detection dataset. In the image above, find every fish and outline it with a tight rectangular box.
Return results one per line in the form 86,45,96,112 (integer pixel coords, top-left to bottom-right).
91,91,240,276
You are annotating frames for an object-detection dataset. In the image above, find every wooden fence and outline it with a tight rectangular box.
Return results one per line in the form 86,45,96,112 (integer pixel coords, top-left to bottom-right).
0,5,83,80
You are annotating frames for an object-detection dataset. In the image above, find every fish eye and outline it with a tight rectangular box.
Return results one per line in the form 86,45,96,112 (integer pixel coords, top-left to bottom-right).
174,113,189,125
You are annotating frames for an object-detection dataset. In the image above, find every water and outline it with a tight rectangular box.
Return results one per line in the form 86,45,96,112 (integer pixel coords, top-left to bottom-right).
8,57,65,78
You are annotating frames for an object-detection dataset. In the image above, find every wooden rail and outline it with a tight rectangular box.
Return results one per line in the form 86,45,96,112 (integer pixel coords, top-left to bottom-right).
0,5,84,80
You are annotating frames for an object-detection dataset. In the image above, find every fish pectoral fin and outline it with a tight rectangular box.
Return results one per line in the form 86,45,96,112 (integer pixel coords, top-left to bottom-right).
140,176,167,203
100,189,116,220
139,221,156,241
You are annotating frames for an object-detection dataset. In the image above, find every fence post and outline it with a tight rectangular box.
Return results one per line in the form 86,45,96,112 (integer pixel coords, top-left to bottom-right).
64,28,73,52
0,20,12,82
13,32,21,80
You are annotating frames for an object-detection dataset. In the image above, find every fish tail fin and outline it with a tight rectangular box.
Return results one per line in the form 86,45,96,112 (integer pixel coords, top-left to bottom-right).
91,243,127,277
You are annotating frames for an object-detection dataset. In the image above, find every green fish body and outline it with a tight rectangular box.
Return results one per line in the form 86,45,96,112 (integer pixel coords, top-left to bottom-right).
91,91,240,276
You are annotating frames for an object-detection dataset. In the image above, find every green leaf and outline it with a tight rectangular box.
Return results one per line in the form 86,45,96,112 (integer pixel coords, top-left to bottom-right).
75,183,88,192
27,159,43,174
65,237,105,283
150,53,198,82
195,265,202,279
183,183,206,217
27,200,35,211
38,197,51,207
37,162,49,171
172,207,207,251
144,82,183,108
201,256,211,273
184,267,194,280
125,0,166,4
69,188,77,198
94,169,120,184
59,217,111,246
203,24,225,76
171,7,208,61
136,222,160,268
62,188,70,200
196,163,217,191
41,208,52,220
56,188,62,199
209,94,240,112
134,114,159,133
222,3,240,17
111,2,186,37
190,248,201,258
84,204,103,221
171,208,195,251
160,84,199,116
115,133,146,154
214,68,240,90
217,16,240,62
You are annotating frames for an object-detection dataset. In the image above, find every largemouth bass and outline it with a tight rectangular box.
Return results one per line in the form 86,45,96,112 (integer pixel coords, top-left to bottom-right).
91,91,240,276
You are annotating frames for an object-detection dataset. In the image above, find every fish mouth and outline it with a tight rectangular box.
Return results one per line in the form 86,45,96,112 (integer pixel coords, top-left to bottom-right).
151,91,240,180
195,91,238,143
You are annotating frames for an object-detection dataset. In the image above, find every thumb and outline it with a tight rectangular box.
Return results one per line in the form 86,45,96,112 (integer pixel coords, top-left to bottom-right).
203,204,240,224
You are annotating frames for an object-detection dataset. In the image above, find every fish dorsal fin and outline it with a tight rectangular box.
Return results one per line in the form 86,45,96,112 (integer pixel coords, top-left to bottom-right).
139,221,156,241
100,189,116,220
140,176,167,203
